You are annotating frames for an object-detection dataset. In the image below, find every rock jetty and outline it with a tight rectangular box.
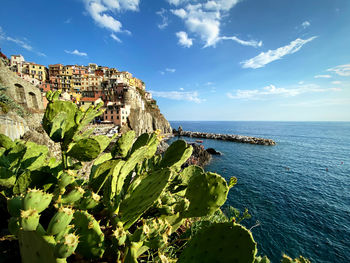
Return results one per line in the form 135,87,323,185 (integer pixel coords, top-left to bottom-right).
173,128,276,146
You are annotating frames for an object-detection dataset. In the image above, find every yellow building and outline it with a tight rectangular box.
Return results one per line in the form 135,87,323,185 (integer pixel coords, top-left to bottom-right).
60,65,73,91
23,62,47,84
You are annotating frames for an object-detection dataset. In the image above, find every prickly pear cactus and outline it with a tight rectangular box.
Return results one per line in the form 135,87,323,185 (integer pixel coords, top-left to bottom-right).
119,168,172,228
22,189,52,213
0,134,15,150
54,233,79,259
47,207,74,235
178,223,257,263
183,167,229,217
160,140,193,170
72,210,105,259
67,138,101,162
18,230,57,263
112,130,135,158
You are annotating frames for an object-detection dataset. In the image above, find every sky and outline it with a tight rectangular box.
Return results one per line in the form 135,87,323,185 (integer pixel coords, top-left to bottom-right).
0,0,350,121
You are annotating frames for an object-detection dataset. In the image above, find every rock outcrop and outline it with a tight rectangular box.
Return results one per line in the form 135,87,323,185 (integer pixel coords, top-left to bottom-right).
123,87,172,136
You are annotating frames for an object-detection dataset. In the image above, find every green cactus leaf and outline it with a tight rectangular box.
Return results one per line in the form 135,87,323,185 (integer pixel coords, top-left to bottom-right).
67,138,101,162
43,100,78,143
0,167,16,188
178,223,257,263
124,241,143,263
8,217,20,236
22,189,53,213
13,170,32,195
18,230,57,263
129,133,150,154
119,168,172,229
102,159,125,206
60,186,85,204
94,135,115,153
72,211,105,259
183,168,229,218
112,131,135,158
47,207,74,235
160,140,193,170
0,134,15,150
89,159,121,193
54,233,79,259
20,142,48,171
21,209,40,231
90,153,112,179
6,142,26,169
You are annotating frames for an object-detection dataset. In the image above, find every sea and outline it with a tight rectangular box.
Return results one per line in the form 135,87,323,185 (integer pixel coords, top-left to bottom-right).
169,121,350,263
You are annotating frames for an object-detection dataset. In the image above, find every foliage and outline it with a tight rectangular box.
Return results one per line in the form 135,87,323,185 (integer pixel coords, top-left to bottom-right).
0,91,310,262
0,83,27,117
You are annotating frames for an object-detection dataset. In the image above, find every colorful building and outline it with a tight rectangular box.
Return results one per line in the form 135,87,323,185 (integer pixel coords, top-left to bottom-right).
23,62,47,84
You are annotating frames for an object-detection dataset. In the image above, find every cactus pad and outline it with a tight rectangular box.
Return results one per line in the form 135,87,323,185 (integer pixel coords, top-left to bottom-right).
7,195,23,217
47,207,74,235
55,233,79,259
22,189,52,213
160,140,193,170
112,131,135,158
72,211,105,259
183,169,229,217
119,168,172,228
67,138,101,162
20,209,40,231
178,223,257,263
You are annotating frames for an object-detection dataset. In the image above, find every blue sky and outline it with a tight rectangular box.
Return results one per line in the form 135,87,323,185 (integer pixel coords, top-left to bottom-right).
1,0,349,121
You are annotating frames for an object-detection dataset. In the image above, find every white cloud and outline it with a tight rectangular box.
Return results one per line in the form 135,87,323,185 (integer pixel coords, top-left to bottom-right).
167,0,190,6
241,37,317,69
314,74,332,78
227,83,338,100
150,90,205,103
0,27,46,56
157,8,169,29
64,18,72,24
302,21,311,29
65,49,88,56
220,36,262,48
327,64,350,76
83,0,139,39
170,0,261,48
176,31,193,47
179,87,184,90
110,33,122,42
166,68,176,73
331,81,342,85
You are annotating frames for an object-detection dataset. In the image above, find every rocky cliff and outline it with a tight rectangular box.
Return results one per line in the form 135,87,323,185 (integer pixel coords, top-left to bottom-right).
123,87,172,136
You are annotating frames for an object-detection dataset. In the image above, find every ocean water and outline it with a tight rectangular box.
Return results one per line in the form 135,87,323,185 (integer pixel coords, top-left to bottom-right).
169,121,350,263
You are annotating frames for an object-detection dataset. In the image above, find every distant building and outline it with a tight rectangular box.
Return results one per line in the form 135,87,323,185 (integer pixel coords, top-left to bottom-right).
10,55,25,73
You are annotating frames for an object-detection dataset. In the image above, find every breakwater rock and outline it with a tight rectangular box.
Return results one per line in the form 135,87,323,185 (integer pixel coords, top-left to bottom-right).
174,129,276,146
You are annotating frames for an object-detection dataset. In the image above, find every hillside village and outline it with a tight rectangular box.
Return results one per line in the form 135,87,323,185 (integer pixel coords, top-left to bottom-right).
4,52,157,128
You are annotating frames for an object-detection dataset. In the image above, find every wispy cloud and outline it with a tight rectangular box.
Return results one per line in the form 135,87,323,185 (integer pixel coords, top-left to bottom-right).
331,81,342,85
83,0,139,40
150,90,205,103
170,1,262,48
176,31,193,47
241,37,317,69
64,18,72,24
227,83,339,100
110,33,122,42
314,74,332,78
327,64,350,76
281,98,350,107
0,26,46,56
302,21,311,29
65,49,88,56
166,68,176,73
156,8,169,29
160,68,176,75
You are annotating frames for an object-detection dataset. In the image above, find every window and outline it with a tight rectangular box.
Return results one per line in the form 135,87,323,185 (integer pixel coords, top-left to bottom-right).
117,116,119,119
110,110,113,114
105,116,107,120
111,116,113,119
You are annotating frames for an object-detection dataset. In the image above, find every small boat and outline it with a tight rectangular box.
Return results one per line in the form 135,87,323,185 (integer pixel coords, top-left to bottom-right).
196,140,203,143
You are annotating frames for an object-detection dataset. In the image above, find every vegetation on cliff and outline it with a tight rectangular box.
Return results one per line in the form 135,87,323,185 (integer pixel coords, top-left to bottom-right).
0,91,309,262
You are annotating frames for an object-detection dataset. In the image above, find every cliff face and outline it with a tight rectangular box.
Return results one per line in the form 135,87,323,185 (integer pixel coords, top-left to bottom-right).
123,87,172,136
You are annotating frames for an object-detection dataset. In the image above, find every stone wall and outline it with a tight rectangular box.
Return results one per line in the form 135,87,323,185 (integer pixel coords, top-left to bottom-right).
0,59,44,111
0,113,29,140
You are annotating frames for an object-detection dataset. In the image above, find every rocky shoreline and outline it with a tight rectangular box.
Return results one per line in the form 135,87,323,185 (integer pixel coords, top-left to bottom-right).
173,128,276,146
